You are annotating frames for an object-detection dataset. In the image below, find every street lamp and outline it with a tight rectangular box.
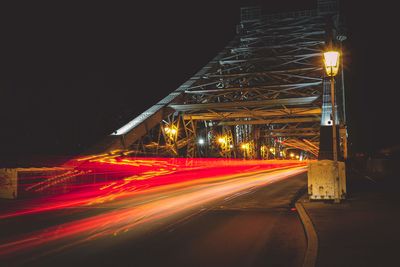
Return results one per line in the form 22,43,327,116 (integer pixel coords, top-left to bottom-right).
324,49,341,203
323,50,340,162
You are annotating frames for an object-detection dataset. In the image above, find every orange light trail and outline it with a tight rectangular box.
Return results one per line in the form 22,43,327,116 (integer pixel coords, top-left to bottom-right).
1,157,305,220
0,157,306,262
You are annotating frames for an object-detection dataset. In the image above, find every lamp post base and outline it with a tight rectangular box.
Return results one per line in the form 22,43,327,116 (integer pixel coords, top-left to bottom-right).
307,160,346,201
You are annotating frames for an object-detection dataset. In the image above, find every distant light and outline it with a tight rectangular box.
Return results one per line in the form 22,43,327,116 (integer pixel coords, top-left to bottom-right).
296,155,300,159
229,144,233,148
198,138,205,145
218,137,227,144
290,153,295,158
164,126,177,136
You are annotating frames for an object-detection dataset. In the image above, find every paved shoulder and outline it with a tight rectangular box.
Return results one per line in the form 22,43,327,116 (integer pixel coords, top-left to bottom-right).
301,170,400,267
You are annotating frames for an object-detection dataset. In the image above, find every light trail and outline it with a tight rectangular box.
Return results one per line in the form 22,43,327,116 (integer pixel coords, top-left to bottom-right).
0,157,307,262
1,157,305,219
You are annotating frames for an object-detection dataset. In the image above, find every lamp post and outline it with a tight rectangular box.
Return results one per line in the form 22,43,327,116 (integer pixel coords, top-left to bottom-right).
323,50,340,162
323,50,341,202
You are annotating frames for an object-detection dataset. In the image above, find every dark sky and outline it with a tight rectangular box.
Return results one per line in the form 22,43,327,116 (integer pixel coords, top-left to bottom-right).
1,1,399,164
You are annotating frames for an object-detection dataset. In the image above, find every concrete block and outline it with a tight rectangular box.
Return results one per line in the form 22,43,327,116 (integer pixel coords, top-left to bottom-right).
0,168,18,199
308,160,346,200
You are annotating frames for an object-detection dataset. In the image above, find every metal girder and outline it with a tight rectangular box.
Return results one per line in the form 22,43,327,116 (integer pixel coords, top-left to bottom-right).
219,53,321,65
263,127,319,133
264,132,318,137
184,81,322,94
88,39,240,153
201,68,322,79
170,96,318,111
231,41,324,52
281,138,319,156
184,80,322,102
182,107,321,120
184,65,323,101
86,105,175,153
218,116,321,126
86,3,345,160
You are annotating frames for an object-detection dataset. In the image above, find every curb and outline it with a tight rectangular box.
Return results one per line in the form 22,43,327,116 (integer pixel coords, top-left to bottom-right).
295,201,318,267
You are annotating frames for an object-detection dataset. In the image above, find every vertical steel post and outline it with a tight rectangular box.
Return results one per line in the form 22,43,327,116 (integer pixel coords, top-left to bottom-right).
330,76,340,203
340,42,346,125
330,77,338,162
340,41,348,160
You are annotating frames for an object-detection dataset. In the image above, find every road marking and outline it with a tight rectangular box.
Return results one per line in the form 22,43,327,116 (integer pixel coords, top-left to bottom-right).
363,175,377,183
351,167,377,183
295,202,318,267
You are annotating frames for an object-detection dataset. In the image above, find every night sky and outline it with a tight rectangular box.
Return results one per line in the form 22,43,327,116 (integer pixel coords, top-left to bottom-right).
1,1,399,165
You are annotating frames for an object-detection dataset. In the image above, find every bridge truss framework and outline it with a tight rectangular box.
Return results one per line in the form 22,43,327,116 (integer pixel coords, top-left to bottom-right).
92,0,347,160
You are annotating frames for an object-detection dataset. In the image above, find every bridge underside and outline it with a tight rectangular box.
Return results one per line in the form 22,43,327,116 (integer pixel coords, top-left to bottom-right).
88,1,345,160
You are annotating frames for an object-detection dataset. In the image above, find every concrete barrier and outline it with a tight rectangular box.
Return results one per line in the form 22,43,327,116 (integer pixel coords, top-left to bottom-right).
0,167,71,199
0,169,18,199
308,160,346,200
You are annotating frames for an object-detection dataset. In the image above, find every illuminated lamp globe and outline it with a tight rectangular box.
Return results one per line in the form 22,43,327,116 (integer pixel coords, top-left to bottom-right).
323,51,340,77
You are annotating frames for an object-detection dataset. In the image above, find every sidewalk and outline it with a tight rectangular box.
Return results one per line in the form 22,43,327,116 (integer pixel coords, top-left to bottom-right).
299,166,400,267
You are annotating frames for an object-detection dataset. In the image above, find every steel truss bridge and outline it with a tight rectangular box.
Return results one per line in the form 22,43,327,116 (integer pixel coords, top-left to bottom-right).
90,0,347,160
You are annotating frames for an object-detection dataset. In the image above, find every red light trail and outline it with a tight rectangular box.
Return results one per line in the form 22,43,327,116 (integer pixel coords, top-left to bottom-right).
0,156,307,261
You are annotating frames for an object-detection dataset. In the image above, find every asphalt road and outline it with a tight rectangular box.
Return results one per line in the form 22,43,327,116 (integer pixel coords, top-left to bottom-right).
1,166,307,267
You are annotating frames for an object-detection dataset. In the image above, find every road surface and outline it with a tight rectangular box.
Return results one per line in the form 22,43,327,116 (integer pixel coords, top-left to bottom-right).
0,158,308,267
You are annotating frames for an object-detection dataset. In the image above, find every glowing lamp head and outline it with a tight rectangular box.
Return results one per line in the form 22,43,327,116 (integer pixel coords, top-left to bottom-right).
296,155,300,159
198,138,205,145
323,51,340,77
290,153,295,158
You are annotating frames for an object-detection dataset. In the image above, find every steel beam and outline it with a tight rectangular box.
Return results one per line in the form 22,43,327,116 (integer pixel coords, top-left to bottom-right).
184,81,322,94
263,127,319,133
182,107,321,120
263,132,318,137
86,4,343,159
170,96,318,111
218,116,321,126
